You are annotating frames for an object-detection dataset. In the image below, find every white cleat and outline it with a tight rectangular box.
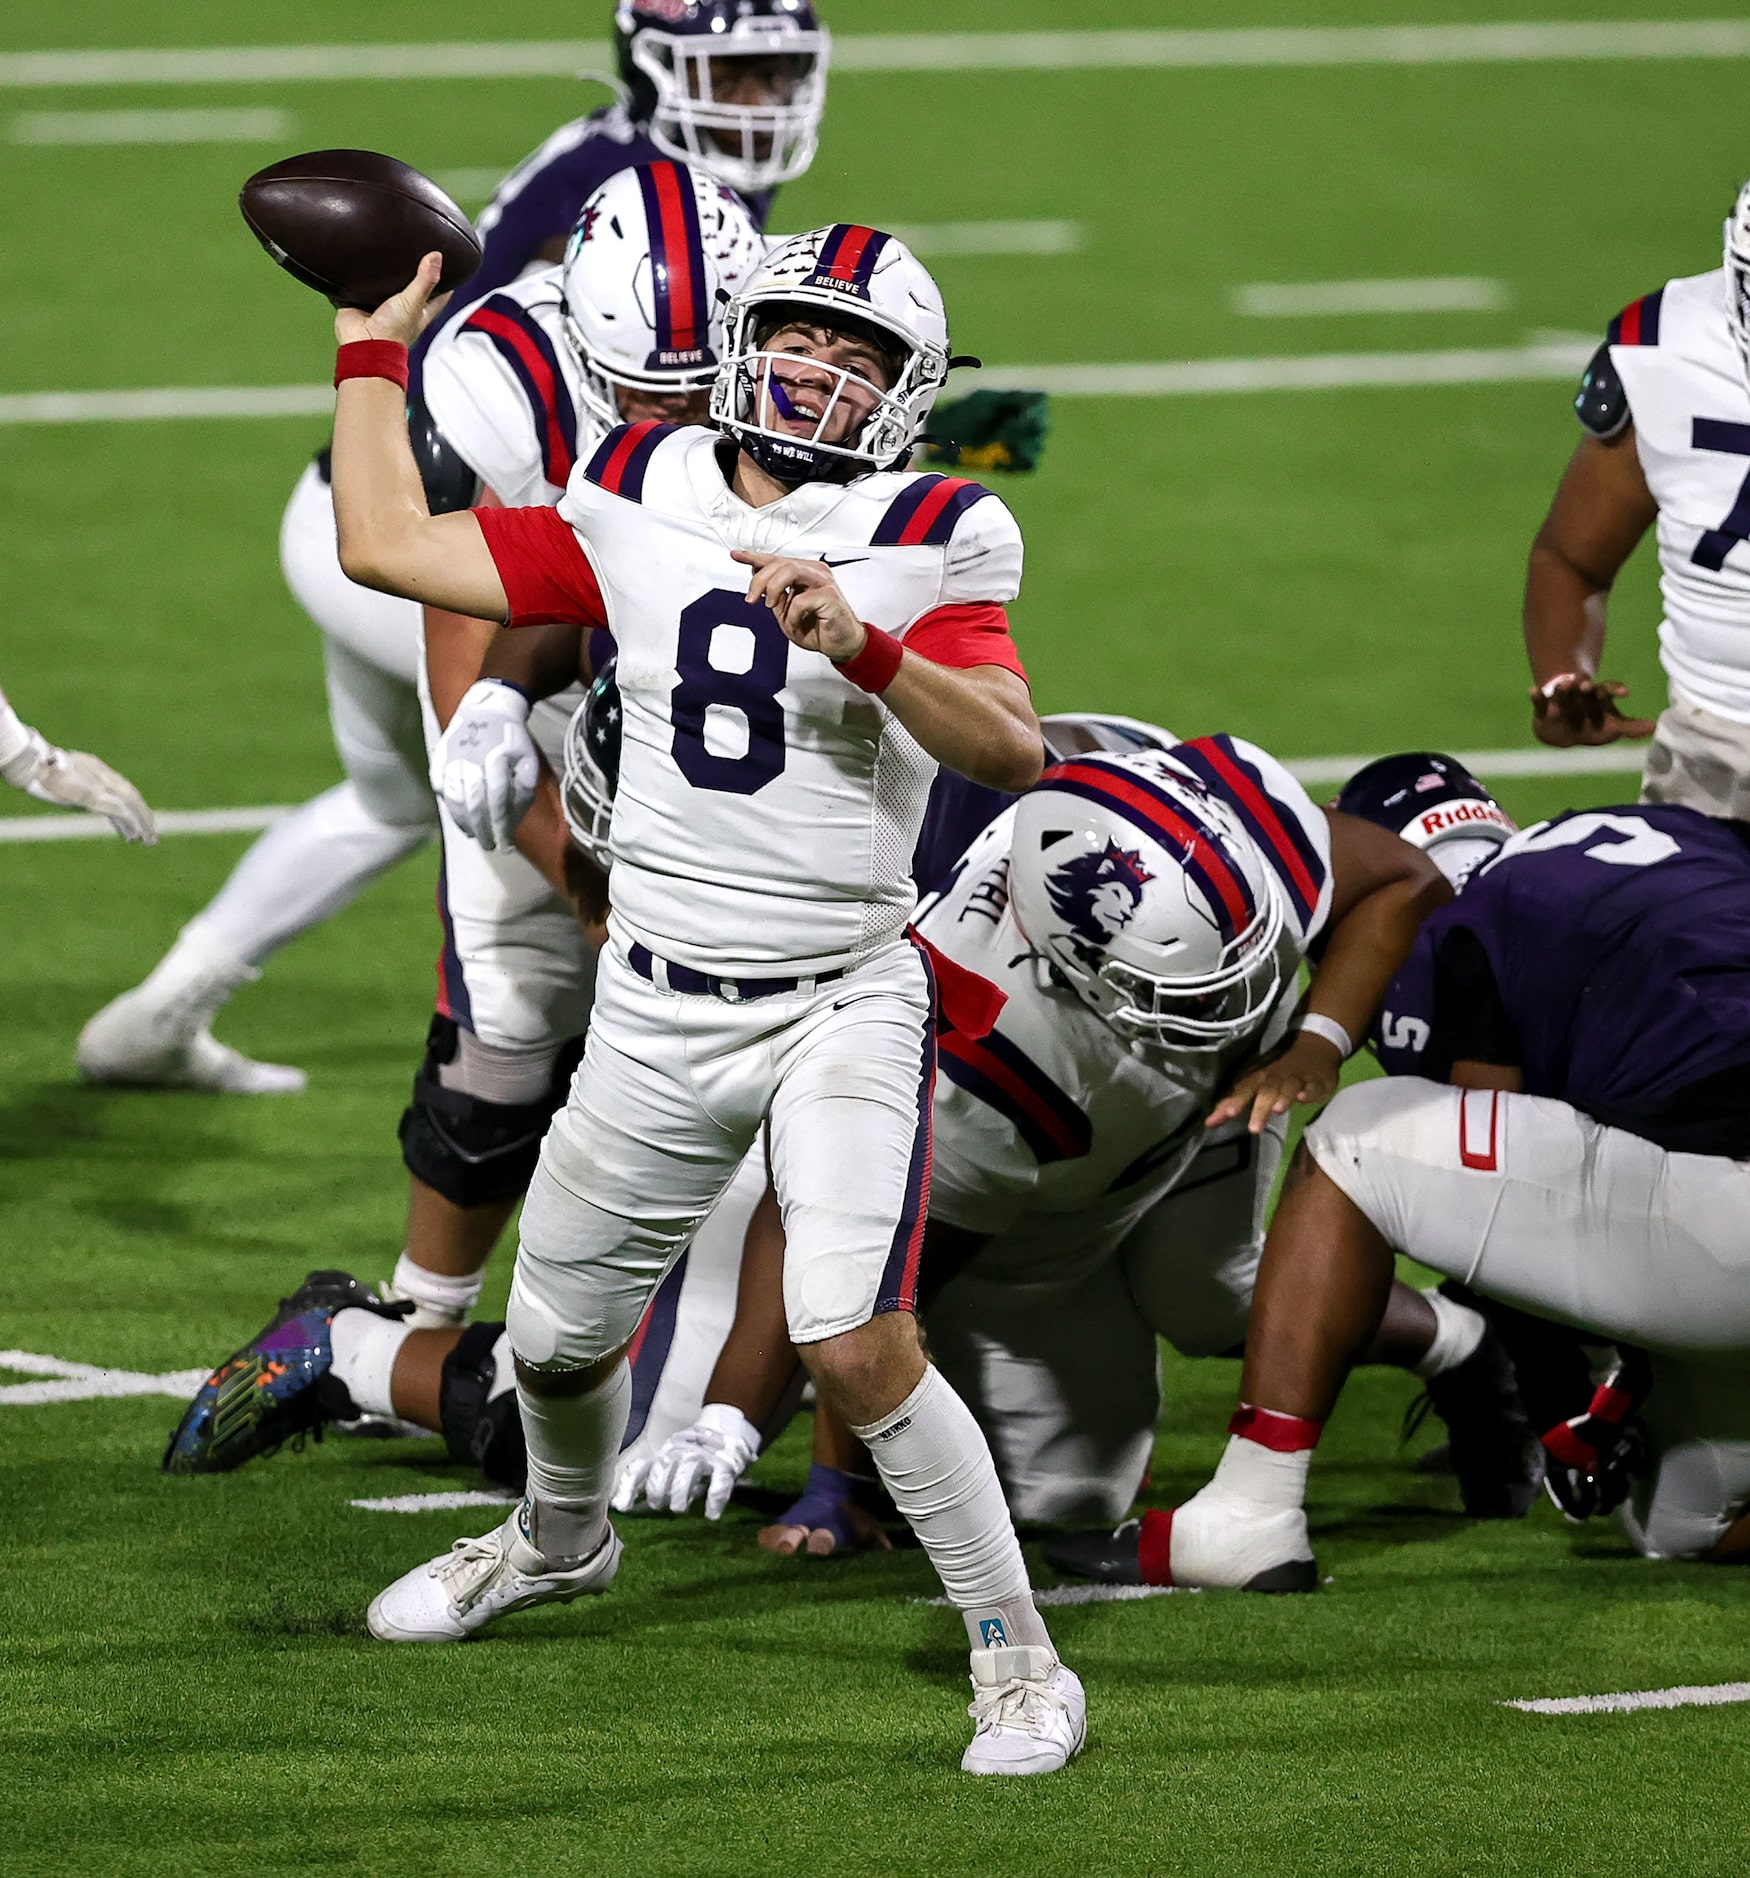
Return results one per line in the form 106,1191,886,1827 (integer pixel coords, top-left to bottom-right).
961,1645,1087,1776
78,992,306,1095
367,1508,622,1643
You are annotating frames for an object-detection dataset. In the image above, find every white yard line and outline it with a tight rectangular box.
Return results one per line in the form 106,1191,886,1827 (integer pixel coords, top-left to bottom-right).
1503,1682,1750,1716
11,106,292,144
1236,277,1510,317
351,1489,518,1513
0,1349,209,1405
890,220,1082,258
919,1583,1188,1607
0,339,1596,430
0,751,1650,849
4,23,1750,88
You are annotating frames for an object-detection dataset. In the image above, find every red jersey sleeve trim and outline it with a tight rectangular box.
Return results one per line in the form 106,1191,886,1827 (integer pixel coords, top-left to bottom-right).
902,602,1027,684
473,505,608,630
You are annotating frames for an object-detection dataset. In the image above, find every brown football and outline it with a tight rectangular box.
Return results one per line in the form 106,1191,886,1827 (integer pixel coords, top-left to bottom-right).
239,149,481,310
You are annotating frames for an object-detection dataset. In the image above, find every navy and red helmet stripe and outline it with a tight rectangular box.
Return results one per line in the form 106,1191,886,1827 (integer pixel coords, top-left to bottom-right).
938,1027,1092,1166
583,420,679,502
809,223,890,300
1607,288,1663,347
1169,736,1325,928
462,295,579,488
871,474,993,547
635,161,712,367
1036,758,1259,942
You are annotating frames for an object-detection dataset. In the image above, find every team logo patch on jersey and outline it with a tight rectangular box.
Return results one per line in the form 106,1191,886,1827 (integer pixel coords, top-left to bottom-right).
1045,840,1154,967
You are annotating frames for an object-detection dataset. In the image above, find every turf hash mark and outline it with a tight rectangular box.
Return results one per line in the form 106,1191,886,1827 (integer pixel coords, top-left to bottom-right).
0,1350,209,1405
1503,1683,1750,1716
351,1490,519,1514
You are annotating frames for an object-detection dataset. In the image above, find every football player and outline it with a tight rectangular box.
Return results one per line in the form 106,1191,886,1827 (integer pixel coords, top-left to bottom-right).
317,226,1084,1773
1525,174,1750,815
74,0,822,1094
617,737,1539,1554
0,682,155,843
1095,793,1750,1590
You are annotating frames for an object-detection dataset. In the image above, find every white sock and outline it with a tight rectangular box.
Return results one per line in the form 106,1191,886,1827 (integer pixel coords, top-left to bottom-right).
193,781,427,969
386,1251,484,1329
851,1365,1052,1656
127,922,259,1034
1210,1433,1314,1511
517,1360,631,1565
1413,1286,1487,1380
328,1308,414,1420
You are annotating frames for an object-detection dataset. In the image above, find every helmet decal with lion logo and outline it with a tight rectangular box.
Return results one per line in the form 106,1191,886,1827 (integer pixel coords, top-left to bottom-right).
1044,841,1154,969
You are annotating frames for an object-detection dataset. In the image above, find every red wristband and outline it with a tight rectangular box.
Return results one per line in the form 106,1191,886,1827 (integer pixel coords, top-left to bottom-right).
834,624,903,694
334,340,409,392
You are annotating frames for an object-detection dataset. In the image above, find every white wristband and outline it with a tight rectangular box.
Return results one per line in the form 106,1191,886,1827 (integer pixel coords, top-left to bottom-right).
1298,1013,1355,1059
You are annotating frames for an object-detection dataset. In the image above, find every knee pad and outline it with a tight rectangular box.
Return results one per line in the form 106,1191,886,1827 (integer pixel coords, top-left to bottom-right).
399,1015,584,1209
437,1322,526,1491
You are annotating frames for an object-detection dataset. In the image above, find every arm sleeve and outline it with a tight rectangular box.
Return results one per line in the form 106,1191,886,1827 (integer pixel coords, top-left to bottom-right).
1427,925,1521,1074
473,505,608,629
903,602,1028,682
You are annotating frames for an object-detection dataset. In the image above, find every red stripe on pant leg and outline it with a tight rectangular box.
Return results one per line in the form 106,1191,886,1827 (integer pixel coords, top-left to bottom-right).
1459,1090,1500,1171
1137,1508,1175,1586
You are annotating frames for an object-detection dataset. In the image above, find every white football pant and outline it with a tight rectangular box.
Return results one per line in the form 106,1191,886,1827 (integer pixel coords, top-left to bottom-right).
507,937,935,1373
1306,1077,1750,1352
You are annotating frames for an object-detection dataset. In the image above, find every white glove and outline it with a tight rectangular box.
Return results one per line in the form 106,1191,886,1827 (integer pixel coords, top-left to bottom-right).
631,1403,762,1520
432,680,541,851
0,721,156,844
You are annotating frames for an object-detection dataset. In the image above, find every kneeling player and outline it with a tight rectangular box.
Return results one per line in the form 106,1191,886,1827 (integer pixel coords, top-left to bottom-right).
1129,796,1750,1589
620,736,1542,1554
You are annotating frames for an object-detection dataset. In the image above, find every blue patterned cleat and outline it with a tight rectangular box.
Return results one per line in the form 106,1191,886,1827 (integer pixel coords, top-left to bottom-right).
162,1270,407,1475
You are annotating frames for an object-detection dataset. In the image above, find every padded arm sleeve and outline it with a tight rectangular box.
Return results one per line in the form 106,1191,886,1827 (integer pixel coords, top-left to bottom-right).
408,395,483,516
1574,342,1632,441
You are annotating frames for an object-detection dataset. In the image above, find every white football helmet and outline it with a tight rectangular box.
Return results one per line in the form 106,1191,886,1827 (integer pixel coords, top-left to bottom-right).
1333,751,1515,891
561,160,766,432
710,224,953,483
615,0,829,195
559,659,622,869
1008,753,1287,1053
1725,176,1750,388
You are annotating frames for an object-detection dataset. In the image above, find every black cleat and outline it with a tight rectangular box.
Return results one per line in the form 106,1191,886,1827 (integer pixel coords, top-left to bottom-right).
162,1270,408,1475
1408,1322,1543,1519
1043,1521,1146,1585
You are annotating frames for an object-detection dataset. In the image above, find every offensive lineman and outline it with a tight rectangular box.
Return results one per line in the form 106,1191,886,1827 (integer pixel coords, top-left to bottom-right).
1525,176,1750,813
619,736,1538,1550
76,0,823,1094
321,229,1083,1772
1100,796,1750,1591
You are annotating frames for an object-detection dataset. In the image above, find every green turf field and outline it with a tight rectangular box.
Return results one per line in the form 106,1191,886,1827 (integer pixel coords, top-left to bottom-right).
6,3,1750,1871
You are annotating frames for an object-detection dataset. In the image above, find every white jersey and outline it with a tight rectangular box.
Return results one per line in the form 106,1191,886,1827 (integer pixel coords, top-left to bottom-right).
422,265,604,511
486,425,1026,974
1612,267,1750,723
921,736,1333,1250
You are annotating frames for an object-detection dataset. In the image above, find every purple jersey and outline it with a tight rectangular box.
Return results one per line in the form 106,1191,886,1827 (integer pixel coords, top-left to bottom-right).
416,104,773,374
1373,804,1750,1153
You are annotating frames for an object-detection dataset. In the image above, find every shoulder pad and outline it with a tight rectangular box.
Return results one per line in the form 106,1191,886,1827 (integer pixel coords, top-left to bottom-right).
580,421,680,503
408,397,482,515
1574,343,1631,440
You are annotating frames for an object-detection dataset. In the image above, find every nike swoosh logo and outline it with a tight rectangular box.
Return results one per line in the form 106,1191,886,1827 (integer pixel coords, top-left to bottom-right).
821,555,869,569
